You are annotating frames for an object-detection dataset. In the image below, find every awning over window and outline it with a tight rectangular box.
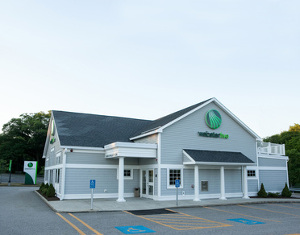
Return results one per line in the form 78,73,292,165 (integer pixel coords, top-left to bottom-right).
183,149,255,166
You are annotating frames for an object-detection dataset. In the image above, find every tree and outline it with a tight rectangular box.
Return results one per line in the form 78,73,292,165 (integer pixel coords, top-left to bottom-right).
264,123,300,186
0,112,50,172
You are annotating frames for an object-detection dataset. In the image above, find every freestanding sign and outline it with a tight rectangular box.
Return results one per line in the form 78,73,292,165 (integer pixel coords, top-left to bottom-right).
175,179,180,206
90,180,96,210
23,161,38,185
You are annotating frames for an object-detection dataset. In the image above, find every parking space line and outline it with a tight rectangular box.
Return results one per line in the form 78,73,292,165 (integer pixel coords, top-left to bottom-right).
272,204,300,210
125,209,232,231
56,213,86,235
203,207,281,222
69,213,103,235
238,205,300,217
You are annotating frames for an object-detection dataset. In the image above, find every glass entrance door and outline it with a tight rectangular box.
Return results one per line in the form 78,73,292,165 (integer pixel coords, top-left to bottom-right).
142,169,154,198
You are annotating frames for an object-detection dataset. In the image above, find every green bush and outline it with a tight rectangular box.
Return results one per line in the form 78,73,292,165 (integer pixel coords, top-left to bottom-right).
41,183,49,195
46,184,56,197
257,183,268,198
267,192,280,198
39,182,45,191
281,183,292,197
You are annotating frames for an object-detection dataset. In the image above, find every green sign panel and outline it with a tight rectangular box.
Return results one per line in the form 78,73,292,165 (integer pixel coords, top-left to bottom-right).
24,161,38,184
205,109,222,129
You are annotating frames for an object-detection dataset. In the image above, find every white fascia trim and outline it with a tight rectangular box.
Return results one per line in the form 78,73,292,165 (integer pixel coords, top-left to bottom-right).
65,164,142,169
45,164,63,170
258,155,288,160
182,150,196,164
212,98,261,139
258,166,287,171
61,146,105,151
130,129,162,141
184,162,256,166
104,142,157,150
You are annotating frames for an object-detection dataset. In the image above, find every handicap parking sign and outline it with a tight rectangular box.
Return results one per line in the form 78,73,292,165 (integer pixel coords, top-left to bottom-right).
115,226,155,234
90,180,96,189
175,179,180,188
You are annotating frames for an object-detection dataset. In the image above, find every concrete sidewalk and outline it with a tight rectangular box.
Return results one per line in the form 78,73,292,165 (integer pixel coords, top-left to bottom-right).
35,191,300,213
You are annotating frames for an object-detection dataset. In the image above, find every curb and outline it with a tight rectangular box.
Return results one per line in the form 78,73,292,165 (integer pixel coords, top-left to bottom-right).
35,191,58,212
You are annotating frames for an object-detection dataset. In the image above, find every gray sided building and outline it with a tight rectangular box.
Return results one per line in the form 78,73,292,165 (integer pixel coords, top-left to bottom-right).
43,98,289,201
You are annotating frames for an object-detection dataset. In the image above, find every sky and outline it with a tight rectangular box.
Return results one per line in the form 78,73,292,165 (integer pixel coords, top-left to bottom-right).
0,0,299,138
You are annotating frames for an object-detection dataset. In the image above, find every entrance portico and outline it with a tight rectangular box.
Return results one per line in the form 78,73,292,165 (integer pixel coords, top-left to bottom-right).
183,149,255,201
104,142,157,202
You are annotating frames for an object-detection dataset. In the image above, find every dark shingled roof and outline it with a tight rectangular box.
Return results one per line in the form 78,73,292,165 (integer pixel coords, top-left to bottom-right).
184,149,254,164
52,98,213,148
52,111,152,147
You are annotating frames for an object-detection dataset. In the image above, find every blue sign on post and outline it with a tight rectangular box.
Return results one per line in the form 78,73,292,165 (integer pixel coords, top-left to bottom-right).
175,179,180,188
90,180,96,189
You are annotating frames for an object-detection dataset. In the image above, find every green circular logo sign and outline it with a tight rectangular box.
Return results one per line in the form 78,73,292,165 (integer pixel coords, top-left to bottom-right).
205,109,222,129
27,162,33,168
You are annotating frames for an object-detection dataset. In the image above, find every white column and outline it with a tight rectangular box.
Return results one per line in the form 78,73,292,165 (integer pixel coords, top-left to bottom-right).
242,166,249,199
193,165,200,201
117,157,126,202
219,166,226,200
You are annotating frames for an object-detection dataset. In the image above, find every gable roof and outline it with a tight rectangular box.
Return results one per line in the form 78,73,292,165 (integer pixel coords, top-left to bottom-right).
50,97,260,148
52,111,152,148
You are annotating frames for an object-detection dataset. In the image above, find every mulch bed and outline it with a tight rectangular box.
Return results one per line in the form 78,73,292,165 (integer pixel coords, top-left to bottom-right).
36,190,60,201
250,196,300,199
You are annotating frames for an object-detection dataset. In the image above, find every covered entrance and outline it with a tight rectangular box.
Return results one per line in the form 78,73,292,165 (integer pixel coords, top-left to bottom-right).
141,169,154,198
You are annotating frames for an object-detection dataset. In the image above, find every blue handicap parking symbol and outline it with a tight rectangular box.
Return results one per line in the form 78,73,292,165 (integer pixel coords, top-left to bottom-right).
228,218,265,225
115,225,155,234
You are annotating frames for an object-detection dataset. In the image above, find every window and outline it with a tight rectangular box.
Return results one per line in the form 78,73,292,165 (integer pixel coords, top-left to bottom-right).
169,169,181,187
201,181,208,191
247,170,256,177
55,169,60,183
117,169,133,180
124,169,131,177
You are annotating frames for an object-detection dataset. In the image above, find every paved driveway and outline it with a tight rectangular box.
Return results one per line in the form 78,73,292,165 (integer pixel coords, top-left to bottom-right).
1,186,300,235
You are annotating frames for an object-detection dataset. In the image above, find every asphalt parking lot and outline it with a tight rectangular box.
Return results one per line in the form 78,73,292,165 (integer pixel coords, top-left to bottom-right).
1,187,300,235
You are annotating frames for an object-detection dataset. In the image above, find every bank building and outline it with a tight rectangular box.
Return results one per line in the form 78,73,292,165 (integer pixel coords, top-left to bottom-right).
43,98,288,201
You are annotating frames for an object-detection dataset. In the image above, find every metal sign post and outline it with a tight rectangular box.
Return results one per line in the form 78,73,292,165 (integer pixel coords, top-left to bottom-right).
90,180,96,210
175,179,180,206
8,160,12,186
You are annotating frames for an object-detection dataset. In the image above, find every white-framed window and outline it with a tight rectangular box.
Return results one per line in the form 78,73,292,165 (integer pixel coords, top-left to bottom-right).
201,180,208,191
167,168,183,188
55,169,60,183
247,170,256,177
56,152,62,165
117,169,133,180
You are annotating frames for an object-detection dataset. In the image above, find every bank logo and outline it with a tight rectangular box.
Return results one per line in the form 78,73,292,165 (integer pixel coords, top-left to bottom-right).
205,109,222,129
27,162,33,168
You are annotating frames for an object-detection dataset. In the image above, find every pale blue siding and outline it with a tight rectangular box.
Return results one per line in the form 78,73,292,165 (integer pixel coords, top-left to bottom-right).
161,102,257,165
258,158,286,167
199,169,220,194
65,168,139,195
248,179,258,192
259,170,288,192
225,169,242,193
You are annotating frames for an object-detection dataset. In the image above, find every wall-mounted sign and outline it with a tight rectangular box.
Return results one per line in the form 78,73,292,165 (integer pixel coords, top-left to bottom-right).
50,120,56,144
198,131,229,139
23,161,38,184
205,109,222,129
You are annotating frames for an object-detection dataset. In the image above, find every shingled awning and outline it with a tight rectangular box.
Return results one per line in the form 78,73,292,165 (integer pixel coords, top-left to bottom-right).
183,149,255,166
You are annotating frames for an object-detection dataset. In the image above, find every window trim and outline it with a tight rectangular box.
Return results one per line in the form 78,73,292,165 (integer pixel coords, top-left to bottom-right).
247,170,256,177
117,168,133,180
167,168,183,189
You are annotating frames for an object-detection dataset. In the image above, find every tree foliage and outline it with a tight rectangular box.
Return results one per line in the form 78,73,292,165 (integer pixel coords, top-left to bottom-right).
264,123,300,186
0,112,50,172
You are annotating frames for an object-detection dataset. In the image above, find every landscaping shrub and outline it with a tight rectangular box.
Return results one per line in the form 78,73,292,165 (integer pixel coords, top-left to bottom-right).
39,182,45,191
41,183,49,195
267,192,280,198
46,184,56,197
257,183,268,198
281,183,292,197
